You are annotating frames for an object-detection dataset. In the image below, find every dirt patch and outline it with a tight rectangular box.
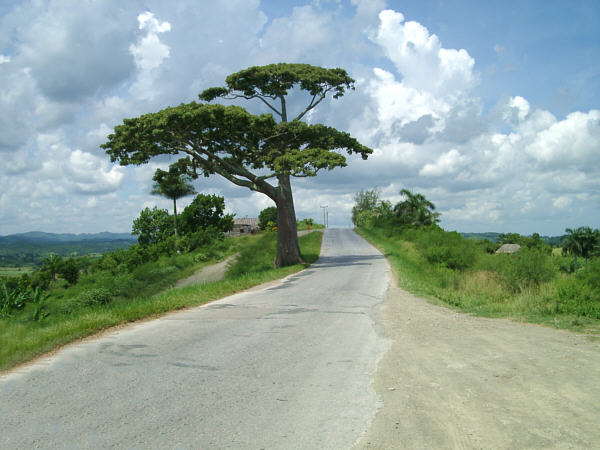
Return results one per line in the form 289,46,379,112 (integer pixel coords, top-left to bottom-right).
356,284,600,449
174,255,237,288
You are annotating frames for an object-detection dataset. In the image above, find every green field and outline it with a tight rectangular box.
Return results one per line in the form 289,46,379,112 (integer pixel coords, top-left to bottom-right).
0,267,34,277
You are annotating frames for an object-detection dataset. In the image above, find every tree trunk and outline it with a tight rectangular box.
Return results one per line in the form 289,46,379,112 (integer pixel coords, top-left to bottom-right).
274,174,302,268
173,198,178,238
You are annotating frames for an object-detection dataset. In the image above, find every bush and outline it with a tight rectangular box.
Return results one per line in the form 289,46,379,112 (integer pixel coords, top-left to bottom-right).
59,258,80,285
76,288,112,307
412,228,477,271
259,206,278,230
179,228,221,252
1,283,29,317
556,277,600,318
499,248,556,292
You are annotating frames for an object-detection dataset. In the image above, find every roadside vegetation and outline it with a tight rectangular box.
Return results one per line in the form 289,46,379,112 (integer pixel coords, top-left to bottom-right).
0,195,323,371
258,206,325,232
353,188,600,333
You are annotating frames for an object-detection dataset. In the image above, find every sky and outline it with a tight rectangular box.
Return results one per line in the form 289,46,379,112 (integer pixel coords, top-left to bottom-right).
0,0,598,236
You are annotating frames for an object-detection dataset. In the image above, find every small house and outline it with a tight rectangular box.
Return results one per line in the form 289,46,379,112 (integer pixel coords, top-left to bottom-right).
495,243,521,254
227,218,259,236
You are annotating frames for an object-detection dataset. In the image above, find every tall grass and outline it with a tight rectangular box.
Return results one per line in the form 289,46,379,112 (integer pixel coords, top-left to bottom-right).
0,231,322,371
358,226,600,333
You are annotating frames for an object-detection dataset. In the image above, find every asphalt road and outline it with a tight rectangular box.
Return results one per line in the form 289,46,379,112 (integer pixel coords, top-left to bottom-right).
1,229,391,449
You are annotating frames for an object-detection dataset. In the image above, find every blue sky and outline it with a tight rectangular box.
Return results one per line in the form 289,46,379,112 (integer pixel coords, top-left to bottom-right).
0,0,598,236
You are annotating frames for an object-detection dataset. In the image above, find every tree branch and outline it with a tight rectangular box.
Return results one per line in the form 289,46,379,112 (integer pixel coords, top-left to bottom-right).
226,94,282,118
182,146,278,200
293,86,333,121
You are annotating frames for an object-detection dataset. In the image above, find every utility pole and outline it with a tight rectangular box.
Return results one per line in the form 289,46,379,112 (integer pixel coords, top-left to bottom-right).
320,205,328,228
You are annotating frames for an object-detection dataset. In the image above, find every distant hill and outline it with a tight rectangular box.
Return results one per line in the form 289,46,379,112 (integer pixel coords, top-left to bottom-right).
460,232,502,242
0,231,135,245
460,232,564,246
0,232,137,268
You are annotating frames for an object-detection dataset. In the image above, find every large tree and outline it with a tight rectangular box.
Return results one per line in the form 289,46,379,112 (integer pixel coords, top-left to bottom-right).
103,63,372,267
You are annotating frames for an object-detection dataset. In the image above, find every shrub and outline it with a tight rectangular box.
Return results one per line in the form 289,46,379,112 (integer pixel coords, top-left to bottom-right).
499,248,556,292
412,228,477,271
179,228,221,252
555,277,600,318
76,288,112,307
59,258,80,285
1,283,28,317
258,206,278,230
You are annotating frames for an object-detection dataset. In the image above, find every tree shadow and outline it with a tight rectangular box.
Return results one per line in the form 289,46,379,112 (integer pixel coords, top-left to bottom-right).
312,254,386,268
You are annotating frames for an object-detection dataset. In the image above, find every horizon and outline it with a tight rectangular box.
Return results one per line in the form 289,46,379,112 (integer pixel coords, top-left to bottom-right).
0,228,570,239
1,0,598,236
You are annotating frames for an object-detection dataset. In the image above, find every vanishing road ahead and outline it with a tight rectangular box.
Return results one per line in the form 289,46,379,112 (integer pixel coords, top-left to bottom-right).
1,229,391,449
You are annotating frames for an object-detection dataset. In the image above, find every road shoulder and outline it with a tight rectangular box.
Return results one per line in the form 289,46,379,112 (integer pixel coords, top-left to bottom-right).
356,282,600,449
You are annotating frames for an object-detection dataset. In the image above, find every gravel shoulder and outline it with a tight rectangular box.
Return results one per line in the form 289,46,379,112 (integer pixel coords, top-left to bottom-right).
356,283,600,449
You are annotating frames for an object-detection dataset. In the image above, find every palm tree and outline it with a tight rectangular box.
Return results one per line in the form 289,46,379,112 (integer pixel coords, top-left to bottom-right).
394,189,440,227
151,168,196,237
562,226,599,268
41,254,62,281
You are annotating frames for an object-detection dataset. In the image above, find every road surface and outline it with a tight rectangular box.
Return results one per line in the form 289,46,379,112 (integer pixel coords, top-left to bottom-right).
1,228,391,449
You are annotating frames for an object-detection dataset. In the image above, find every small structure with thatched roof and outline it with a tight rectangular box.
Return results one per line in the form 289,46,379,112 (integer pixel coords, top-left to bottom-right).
226,218,259,236
496,243,521,254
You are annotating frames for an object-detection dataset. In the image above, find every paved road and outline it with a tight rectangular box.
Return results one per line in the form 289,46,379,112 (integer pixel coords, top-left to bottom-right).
1,229,391,449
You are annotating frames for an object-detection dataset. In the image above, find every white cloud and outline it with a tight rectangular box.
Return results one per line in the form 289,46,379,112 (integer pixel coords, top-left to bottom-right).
525,110,600,169
419,149,467,177
0,2,598,236
128,12,171,100
503,95,530,123
129,12,171,71
373,10,477,97
553,196,572,209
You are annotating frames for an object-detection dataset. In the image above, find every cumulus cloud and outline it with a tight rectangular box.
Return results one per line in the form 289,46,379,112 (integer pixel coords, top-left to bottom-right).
0,1,597,235
525,110,600,169
128,11,172,100
419,149,468,177
17,1,137,102
129,12,171,71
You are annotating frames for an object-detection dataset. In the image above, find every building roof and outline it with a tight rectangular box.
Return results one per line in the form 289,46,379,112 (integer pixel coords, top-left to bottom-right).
234,218,259,228
496,243,521,254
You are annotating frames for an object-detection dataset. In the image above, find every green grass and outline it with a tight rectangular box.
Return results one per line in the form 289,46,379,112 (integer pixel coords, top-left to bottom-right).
0,232,322,372
0,267,34,277
357,226,600,335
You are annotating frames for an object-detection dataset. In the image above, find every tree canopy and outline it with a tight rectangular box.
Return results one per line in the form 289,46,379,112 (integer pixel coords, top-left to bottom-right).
179,194,234,235
132,206,173,246
103,63,372,267
258,206,278,230
562,226,600,267
199,63,355,122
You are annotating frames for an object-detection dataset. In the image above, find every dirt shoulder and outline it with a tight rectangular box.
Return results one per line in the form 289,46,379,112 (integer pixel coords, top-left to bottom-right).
356,283,600,449
174,255,237,288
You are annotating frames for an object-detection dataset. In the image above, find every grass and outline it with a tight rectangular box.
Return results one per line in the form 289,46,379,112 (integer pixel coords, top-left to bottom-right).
357,226,600,335
0,267,34,277
0,231,322,372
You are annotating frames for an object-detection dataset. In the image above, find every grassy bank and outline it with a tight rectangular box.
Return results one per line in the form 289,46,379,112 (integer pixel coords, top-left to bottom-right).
357,226,600,334
0,231,322,371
